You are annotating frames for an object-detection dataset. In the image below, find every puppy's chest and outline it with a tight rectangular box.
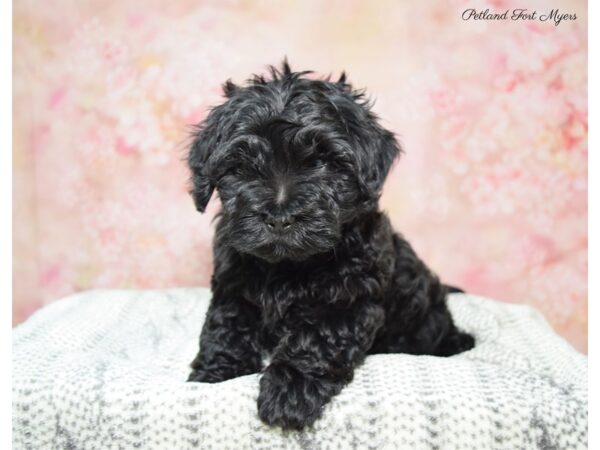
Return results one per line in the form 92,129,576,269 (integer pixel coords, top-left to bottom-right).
244,260,389,326
247,274,322,325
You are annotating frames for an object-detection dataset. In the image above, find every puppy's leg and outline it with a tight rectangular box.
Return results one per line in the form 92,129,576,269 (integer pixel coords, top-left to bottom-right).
257,303,384,430
380,234,474,357
402,292,475,357
187,296,262,383
418,284,475,356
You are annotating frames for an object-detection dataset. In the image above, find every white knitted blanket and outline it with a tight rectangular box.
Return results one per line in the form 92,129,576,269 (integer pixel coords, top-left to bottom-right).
12,288,587,449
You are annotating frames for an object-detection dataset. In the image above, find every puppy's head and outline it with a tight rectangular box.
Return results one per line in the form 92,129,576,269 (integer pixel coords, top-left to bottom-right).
188,61,401,263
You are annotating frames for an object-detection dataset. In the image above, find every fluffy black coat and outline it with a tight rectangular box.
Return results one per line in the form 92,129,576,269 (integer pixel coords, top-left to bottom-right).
186,61,474,430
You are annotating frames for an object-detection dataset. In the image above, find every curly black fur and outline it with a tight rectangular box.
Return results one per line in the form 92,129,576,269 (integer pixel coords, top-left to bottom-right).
186,60,475,430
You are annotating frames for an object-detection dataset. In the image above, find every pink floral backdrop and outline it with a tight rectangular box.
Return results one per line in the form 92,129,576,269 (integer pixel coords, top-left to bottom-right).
13,0,587,352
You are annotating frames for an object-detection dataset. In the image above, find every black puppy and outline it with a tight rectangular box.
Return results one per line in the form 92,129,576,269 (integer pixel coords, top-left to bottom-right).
186,61,474,430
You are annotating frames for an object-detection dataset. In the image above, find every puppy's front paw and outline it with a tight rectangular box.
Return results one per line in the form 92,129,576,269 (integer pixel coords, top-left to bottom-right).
257,363,340,430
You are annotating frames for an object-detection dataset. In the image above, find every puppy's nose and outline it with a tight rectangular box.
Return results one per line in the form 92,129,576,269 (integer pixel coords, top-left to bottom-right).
263,213,295,233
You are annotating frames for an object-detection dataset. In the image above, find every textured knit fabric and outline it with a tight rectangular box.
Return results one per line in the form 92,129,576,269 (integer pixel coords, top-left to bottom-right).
12,288,587,449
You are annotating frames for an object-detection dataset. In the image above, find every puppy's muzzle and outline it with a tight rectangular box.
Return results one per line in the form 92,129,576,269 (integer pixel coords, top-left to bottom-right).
263,212,296,234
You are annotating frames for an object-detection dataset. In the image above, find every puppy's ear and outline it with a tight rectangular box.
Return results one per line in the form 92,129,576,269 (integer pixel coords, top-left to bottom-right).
339,102,401,198
187,103,230,212
188,124,215,212
361,128,401,195
329,76,401,198
188,84,239,212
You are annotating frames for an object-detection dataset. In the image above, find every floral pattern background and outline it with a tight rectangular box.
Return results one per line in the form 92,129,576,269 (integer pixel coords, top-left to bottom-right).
13,0,587,352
